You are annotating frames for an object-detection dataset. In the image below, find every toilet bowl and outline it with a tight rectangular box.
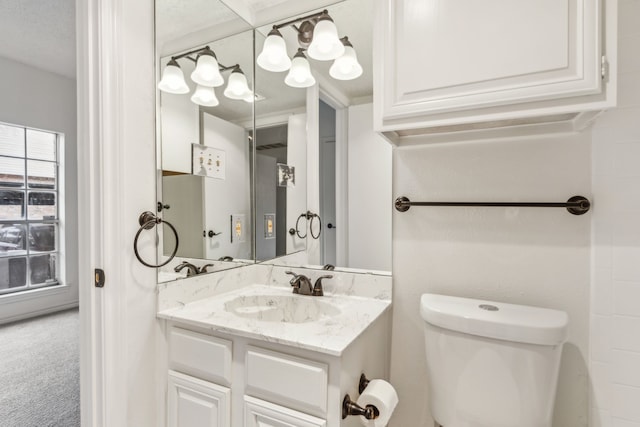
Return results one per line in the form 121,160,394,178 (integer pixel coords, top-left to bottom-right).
420,294,568,427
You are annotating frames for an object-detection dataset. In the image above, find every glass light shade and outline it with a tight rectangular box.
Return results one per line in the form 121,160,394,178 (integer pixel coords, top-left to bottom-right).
191,85,219,107
243,91,255,103
307,17,344,61
257,29,291,72
224,69,251,100
191,52,224,87
284,54,316,88
329,46,363,80
158,60,189,94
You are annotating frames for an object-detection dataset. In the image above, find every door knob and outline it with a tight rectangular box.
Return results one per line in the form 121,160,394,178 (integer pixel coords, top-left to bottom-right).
204,230,222,237
327,223,336,229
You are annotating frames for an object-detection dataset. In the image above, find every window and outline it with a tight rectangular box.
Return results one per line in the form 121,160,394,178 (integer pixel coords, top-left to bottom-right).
0,122,60,295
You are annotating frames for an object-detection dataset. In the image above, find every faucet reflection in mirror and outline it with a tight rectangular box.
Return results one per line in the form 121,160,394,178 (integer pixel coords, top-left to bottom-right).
257,9,363,88
158,45,253,105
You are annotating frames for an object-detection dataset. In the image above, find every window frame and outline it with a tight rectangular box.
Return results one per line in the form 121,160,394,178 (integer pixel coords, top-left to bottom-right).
0,122,61,295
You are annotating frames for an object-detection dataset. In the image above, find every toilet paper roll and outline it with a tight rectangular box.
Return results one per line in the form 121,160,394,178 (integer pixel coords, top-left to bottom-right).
357,379,399,427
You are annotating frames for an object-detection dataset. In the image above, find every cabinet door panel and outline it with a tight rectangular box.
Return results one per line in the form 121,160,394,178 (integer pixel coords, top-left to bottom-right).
244,396,326,427
245,346,328,417
170,327,233,386
381,0,600,118
168,371,231,427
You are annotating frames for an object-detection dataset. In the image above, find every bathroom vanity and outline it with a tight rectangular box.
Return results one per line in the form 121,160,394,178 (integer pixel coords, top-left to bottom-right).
157,266,392,427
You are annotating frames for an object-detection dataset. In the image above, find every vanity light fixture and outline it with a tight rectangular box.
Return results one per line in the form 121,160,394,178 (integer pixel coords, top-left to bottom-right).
158,59,190,94
191,85,220,107
306,11,344,61
190,47,224,87
285,49,316,88
257,28,291,72
257,9,362,88
158,46,252,106
224,66,252,100
329,37,363,80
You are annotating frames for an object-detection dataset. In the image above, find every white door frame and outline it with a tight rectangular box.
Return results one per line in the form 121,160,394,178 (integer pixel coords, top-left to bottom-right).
77,0,126,425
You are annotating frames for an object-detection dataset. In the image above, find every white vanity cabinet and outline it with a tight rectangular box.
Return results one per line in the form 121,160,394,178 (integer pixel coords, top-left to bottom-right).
168,371,231,427
164,316,391,427
374,0,617,139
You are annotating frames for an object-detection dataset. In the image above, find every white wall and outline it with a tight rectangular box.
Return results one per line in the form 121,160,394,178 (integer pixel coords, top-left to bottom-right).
390,133,592,426
348,103,392,271
0,56,78,322
590,0,640,424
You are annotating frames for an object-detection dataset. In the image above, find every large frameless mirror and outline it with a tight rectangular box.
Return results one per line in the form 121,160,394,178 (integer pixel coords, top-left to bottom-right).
254,0,391,274
155,0,255,282
154,0,391,282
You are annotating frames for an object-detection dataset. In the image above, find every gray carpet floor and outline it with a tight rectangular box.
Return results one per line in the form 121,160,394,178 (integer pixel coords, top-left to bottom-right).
0,308,80,427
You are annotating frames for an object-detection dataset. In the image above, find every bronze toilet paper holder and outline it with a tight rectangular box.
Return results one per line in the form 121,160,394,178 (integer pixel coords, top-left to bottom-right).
342,374,380,420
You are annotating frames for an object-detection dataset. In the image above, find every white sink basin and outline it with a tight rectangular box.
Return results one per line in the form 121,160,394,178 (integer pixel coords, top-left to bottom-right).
224,294,341,323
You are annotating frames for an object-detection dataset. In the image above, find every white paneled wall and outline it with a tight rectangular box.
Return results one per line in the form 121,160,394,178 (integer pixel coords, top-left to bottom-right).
391,133,591,427
591,1,640,425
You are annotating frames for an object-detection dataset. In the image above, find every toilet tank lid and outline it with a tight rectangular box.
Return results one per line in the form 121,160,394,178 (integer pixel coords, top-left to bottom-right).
420,294,569,346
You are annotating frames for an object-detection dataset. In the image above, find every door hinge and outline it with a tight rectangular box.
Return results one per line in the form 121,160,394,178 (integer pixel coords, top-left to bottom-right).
601,55,608,80
95,268,105,288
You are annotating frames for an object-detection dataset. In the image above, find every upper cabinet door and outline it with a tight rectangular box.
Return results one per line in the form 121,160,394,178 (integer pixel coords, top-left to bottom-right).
375,0,615,135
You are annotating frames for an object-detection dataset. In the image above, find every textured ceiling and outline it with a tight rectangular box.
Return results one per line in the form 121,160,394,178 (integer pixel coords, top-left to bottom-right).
0,0,76,78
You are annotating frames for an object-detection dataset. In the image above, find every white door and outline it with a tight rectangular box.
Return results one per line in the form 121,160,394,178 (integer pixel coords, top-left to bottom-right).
168,371,231,427
244,396,326,427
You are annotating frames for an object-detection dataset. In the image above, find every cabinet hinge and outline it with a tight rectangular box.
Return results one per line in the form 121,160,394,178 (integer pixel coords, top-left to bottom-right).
601,55,608,80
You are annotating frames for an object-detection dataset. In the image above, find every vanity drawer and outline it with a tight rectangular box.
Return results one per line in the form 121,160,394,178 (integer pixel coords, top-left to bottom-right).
245,346,328,417
169,327,232,385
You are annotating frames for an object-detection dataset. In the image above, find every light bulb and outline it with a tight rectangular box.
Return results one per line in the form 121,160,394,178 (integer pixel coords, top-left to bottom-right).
191,85,219,107
224,68,251,100
307,14,344,61
257,28,291,72
158,59,189,94
285,50,315,88
191,49,224,87
329,39,363,81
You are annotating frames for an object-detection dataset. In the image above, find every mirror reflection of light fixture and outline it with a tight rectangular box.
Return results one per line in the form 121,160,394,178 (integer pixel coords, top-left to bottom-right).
329,37,363,80
158,59,189,94
158,46,252,106
307,12,344,61
191,85,220,107
191,48,224,87
285,49,316,88
224,67,252,100
257,9,360,88
257,28,291,72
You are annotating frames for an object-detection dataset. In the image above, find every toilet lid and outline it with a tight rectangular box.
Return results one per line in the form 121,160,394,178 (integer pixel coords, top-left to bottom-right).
420,293,569,346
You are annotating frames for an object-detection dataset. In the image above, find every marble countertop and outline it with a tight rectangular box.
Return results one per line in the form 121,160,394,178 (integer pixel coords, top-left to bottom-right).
157,284,391,356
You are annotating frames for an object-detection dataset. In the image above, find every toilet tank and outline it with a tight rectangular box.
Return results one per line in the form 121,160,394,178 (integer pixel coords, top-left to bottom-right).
420,294,568,427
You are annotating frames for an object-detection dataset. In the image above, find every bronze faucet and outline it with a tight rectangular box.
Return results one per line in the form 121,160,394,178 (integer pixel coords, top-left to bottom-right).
285,271,332,296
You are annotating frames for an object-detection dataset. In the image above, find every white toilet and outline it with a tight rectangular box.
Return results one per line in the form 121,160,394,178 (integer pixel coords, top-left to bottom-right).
420,293,569,427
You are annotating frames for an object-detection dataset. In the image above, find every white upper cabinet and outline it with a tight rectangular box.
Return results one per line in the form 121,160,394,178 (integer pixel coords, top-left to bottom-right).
374,0,617,140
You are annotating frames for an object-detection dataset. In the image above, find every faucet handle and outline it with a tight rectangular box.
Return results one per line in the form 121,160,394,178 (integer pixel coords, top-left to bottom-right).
285,271,299,280
199,263,214,274
313,275,333,296
285,271,301,291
